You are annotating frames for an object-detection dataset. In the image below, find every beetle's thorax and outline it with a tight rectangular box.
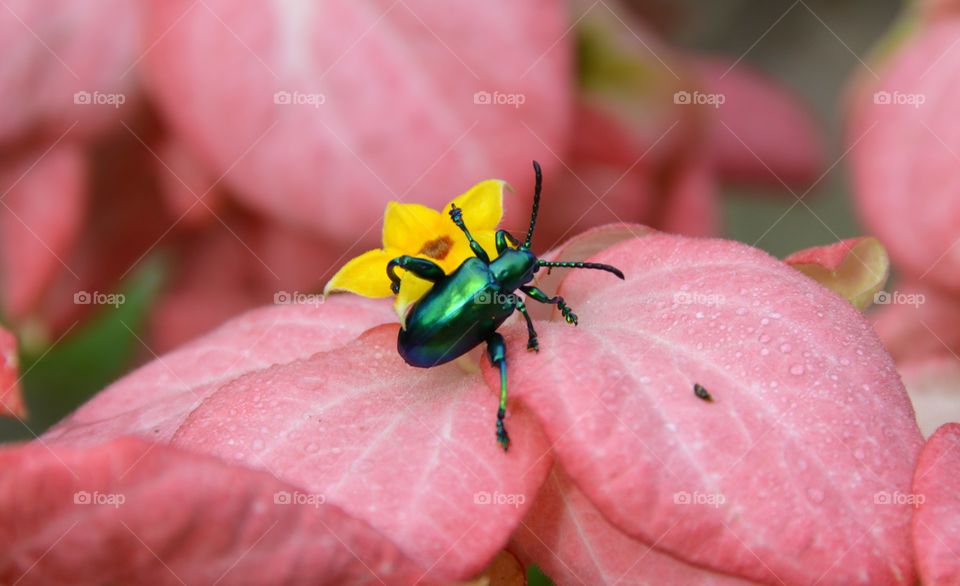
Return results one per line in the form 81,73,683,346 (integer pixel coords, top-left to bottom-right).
490,248,537,290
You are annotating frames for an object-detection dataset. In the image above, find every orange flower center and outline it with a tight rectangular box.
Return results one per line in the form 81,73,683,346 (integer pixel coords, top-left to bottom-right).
418,236,454,260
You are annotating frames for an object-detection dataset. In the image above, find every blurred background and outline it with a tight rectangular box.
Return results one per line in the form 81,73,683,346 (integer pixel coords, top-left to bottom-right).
681,0,900,253
0,0,936,442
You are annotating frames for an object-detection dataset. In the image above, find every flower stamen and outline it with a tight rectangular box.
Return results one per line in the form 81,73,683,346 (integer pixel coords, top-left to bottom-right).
418,236,454,260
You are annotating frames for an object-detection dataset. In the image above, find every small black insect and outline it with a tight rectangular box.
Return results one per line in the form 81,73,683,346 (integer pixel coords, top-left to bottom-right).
693,383,713,402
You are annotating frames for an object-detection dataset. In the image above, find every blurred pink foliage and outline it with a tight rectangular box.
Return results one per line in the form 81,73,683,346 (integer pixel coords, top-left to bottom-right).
539,3,823,244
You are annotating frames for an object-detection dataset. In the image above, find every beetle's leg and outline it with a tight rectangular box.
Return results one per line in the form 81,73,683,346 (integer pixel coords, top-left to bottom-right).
514,298,539,352
486,332,510,451
495,229,522,254
520,285,578,325
449,204,491,263
386,256,445,295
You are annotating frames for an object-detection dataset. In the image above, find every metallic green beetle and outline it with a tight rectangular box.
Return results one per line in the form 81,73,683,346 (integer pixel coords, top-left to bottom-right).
386,161,624,451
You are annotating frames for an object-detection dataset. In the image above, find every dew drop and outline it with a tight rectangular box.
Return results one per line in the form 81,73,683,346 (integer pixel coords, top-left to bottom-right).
780,343,792,354
790,364,805,376
807,488,825,504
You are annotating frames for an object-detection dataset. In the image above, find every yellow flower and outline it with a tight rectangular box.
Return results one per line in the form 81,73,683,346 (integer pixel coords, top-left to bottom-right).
324,179,507,321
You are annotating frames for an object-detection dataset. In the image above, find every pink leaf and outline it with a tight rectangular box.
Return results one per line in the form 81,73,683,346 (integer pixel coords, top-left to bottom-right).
0,145,85,320
45,296,396,445
512,467,755,586
141,0,572,243
848,19,960,292
44,303,551,581
492,234,922,584
0,325,25,418
169,325,552,580
0,0,139,145
912,423,960,585
695,57,823,189
0,436,431,585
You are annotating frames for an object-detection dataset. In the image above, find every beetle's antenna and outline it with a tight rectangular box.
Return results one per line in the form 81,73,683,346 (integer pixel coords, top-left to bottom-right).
537,260,625,280
522,160,542,249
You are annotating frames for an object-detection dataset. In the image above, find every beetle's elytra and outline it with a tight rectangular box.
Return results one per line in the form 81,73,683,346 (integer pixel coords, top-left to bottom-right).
387,161,625,451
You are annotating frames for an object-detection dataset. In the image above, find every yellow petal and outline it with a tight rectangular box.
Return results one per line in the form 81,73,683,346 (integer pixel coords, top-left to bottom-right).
383,201,442,252
475,230,499,260
323,249,395,298
447,179,507,232
394,272,435,327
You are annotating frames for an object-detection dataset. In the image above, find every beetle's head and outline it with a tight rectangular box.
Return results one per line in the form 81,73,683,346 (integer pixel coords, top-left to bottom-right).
490,248,538,291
